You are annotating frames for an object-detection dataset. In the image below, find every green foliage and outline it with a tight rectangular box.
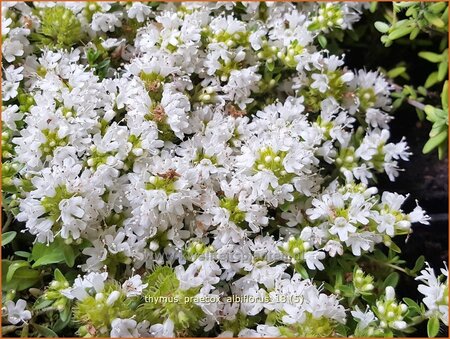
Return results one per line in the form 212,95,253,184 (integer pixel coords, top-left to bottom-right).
86,47,111,80
278,313,339,337
32,324,58,338
74,283,135,337
373,2,448,159
375,2,447,47
30,237,78,268
2,231,17,246
427,316,441,337
422,82,448,158
137,266,204,336
2,259,41,292
30,6,83,50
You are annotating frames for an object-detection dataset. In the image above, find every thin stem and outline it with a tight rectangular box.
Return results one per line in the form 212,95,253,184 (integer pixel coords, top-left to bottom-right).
406,98,426,111
363,255,414,276
389,81,428,111
384,262,412,276
2,211,13,233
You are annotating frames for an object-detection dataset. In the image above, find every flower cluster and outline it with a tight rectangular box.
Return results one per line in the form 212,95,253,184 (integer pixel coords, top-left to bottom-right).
1,2,447,338
416,264,449,326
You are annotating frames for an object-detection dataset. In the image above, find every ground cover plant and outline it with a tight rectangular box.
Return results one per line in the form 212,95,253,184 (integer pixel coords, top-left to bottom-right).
1,1,448,338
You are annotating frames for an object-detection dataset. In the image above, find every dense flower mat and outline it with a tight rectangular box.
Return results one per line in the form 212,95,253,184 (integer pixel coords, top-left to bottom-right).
1,2,448,338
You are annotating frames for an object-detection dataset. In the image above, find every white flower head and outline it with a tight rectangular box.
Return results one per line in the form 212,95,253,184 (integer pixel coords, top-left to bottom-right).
5,299,32,325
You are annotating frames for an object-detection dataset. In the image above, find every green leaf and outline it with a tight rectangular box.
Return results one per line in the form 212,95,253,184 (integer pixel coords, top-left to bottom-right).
416,107,425,121
392,97,404,110
59,305,71,322
14,251,31,259
424,11,445,28
30,237,78,268
412,255,425,273
418,86,428,96
2,260,41,291
339,285,355,297
374,21,390,33
441,81,448,109
394,2,415,9
308,22,321,31
388,25,414,40
20,324,29,338
317,35,327,48
383,272,400,289
389,241,402,254
2,231,17,246
63,245,75,267
427,317,440,337
387,66,407,79
97,59,110,69
54,268,66,282
418,51,443,63
33,297,54,310
430,123,446,137
406,6,418,18
297,265,309,279
438,143,447,160
6,261,30,282
32,324,58,338
403,297,421,312
424,72,439,88
429,2,447,14
424,105,438,122
437,61,448,81
266,62,274,72
31,242,66,268
410,27,420,39
53,311,71,333
423,130,448,153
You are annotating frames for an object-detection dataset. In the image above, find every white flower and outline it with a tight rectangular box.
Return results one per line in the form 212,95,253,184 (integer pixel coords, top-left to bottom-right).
223,66,261,109
323,240,343,257
149,318,175,337
375,213,396,236
351,305,377,329
161,84,191,139
408,204,430,225
110,318,140,337
304,250,325,270
329,216,356,241
2,3,432,335
59,196,86,239
416,263,449,325
122,275,148,297
345,232,381,256
128,2,151,23
2,104,22,130
311,73,329,93
2,17,12,35
91,12,123,32
2,65,24,101
61,272,108,300
5,299,32,325
82,241,108,272
2,38,24,63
